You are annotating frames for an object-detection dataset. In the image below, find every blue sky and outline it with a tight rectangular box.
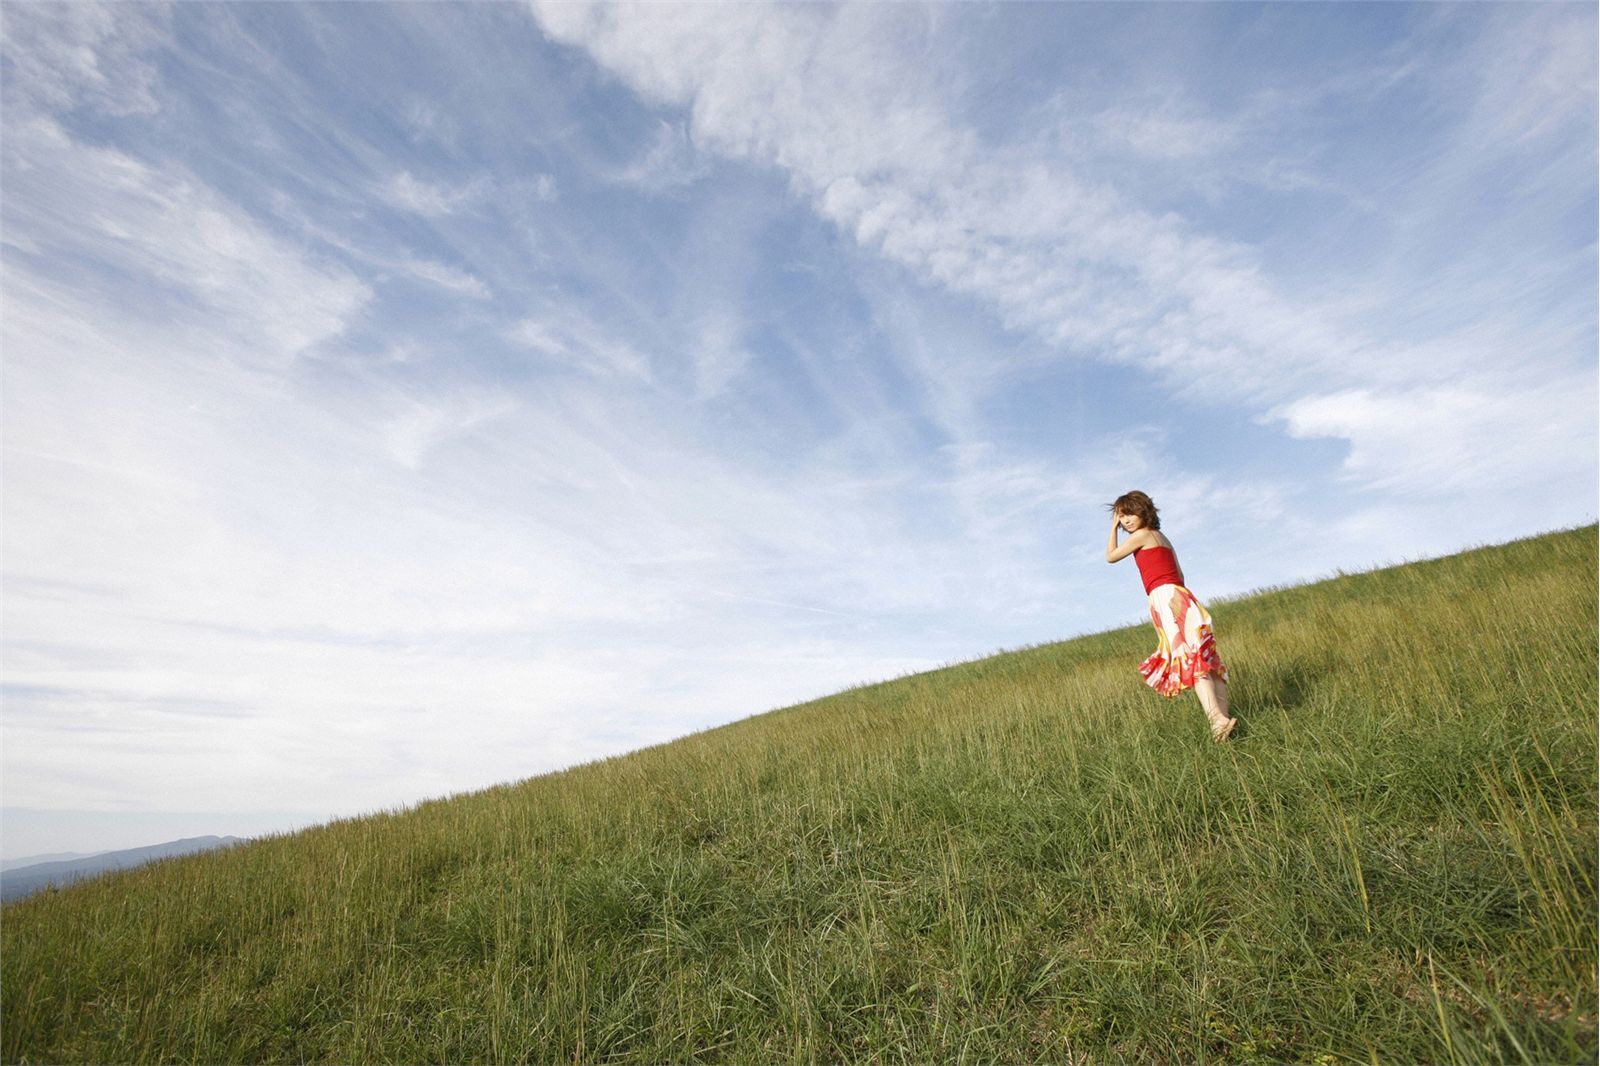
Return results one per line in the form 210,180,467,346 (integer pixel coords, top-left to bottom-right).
2,2,1594,857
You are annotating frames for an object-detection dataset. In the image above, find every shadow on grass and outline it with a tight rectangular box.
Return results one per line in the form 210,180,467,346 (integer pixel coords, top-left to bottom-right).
1238,659,1331,723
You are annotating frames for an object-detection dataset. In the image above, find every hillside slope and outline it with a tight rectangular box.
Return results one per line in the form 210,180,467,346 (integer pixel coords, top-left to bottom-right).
4,526,1595,1063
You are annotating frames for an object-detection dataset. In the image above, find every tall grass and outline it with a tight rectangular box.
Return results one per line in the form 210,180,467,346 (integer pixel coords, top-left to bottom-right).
4,526,1595,1063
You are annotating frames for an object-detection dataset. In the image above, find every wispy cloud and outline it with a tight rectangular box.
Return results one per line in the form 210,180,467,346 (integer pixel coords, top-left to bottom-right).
529,0,1595,500
381,171,489,217
509,311,653,381
5,117,369,364
617,119,711,192
0,2,169,118
394,255,492,299
1,1,1591,846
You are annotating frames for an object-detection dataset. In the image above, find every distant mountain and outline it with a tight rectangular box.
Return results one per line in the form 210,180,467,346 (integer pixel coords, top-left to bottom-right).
0,851,100,872
0,836,243,902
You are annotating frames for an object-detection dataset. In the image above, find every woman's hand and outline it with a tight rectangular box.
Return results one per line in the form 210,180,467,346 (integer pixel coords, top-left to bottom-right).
1106,517,1146,563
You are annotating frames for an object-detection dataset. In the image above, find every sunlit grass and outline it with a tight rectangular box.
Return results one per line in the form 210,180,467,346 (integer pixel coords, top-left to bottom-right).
4,526,1595,1063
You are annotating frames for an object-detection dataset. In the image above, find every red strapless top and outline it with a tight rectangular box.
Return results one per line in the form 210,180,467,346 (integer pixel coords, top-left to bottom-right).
1134,545,1184,595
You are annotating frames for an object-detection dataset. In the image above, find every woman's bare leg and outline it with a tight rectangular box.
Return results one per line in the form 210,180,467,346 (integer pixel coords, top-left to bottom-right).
1194,676,1235,738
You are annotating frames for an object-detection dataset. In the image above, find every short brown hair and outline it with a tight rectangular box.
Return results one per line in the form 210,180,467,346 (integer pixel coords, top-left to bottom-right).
1109,490,1160,530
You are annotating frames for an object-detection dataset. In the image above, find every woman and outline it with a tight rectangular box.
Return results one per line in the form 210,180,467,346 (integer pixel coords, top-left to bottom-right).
1105,490,1237,742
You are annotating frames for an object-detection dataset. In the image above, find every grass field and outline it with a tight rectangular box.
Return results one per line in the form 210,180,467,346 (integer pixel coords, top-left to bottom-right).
3,525,1595,1063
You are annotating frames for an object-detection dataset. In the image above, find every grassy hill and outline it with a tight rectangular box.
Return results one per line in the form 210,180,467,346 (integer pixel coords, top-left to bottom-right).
4,526,1595,1064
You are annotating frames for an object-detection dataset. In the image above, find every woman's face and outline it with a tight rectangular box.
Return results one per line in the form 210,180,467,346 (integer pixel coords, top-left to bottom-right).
1117,511,1144,533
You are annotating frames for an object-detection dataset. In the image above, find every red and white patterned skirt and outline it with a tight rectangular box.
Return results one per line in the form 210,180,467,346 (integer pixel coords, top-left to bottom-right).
1139,583,1228,697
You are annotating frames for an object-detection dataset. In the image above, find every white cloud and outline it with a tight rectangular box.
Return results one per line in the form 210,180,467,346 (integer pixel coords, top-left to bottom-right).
401,96,456,146
381,170,488,217
618,119,712,191
526,0,1594,505
2,163,949,812
379,170,552,217
1,264,897,810
376,388,520,469
4,0,1591,829
686,307,750,399
1450,4,1597,150
1089,99,1242,161
264,188,496,302
509,310,654,381
4,117,369,364
529,2,1348,399
395,255,492,298
1273,370,1597,495
0,2,170,118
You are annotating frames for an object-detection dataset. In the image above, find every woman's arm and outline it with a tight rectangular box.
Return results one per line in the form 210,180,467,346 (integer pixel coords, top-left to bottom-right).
1106,519,1151,563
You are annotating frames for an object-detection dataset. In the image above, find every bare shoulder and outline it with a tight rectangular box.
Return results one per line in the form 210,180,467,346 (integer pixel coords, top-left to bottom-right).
1152,531,1176,550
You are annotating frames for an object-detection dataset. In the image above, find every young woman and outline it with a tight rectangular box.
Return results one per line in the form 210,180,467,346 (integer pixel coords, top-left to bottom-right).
1105,490,1237,742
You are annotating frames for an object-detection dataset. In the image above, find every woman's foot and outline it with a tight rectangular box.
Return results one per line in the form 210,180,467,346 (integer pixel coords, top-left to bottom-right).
1210,717,1237,743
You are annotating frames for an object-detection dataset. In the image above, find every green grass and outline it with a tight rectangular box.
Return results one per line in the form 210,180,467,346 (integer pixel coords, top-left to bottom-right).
4,526,1595,1064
